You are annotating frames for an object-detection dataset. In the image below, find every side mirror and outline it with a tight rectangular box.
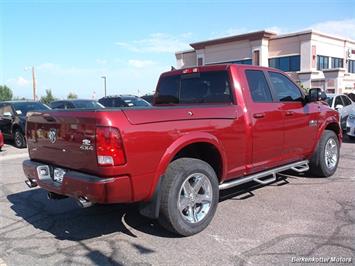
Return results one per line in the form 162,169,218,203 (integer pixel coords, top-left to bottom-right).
335,104,344,110
307,88,323,103
3,112,13,118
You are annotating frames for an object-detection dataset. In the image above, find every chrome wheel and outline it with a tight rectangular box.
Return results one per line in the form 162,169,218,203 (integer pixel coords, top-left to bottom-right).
178,173,212,224
324,138,338,170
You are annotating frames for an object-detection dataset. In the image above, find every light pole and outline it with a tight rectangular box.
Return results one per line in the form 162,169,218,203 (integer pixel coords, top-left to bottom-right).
25,66,37,100
101,76,107,97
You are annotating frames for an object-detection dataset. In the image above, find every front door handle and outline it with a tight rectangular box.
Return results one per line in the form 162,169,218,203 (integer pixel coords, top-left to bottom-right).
285,111,294,116
253,113,265,119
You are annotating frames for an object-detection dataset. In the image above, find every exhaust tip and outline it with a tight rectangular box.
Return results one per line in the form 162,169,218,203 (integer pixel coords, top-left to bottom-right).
25,179,37,188
47,192,68,200
76,197,93,208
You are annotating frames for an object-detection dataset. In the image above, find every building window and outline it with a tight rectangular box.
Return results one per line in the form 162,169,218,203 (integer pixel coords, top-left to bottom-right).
317,55,329,70
331,57,343,68
348,60,355,73
197,57,203,66
217,59,252,65
268,55,300,72
235,59,252,65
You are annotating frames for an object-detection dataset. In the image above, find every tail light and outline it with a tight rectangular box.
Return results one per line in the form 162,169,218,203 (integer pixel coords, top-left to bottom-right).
96,127,126,166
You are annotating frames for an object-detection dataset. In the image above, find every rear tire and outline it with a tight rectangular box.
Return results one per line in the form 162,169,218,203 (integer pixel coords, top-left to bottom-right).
14,129,26,148
158,158,219,236
309,130,339,177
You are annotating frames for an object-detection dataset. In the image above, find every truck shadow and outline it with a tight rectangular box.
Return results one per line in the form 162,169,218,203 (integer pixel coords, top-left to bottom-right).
6,188,176,241
6,172,316,241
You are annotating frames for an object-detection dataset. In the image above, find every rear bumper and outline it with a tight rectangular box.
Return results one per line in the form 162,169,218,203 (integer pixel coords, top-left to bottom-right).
23,160,133,204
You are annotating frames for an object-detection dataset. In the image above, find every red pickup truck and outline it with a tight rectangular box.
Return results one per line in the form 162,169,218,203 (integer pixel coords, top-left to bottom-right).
23,64,341,236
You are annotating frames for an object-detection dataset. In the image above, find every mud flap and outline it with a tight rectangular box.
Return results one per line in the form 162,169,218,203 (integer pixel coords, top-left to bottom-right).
138,177,161,219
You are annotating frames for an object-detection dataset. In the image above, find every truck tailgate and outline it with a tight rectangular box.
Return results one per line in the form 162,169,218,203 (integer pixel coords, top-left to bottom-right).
26,111,99,173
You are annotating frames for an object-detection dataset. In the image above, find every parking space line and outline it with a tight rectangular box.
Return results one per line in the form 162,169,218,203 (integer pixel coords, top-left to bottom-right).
0,153,29,162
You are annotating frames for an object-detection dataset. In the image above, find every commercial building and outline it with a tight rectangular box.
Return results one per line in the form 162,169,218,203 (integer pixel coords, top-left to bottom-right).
175,30,355,94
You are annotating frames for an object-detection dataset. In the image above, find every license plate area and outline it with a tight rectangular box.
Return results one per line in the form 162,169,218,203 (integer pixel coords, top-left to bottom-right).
36,165,66,184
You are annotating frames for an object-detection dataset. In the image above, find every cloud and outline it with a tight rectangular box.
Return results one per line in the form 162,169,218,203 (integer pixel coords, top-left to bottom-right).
6,76,31,87
116,33,191,53
265,26,284,34
128,59,156,68
309,18,355,40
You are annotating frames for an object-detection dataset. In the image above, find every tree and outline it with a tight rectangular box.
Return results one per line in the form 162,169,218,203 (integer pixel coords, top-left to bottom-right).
40,89,56,104
0,85,13,101
67,92,78,99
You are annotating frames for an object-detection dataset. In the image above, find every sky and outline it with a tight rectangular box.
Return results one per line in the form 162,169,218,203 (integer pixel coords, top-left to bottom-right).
1,0,354,100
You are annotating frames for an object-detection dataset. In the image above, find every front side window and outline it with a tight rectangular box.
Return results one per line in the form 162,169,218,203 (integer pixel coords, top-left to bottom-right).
317,55,329,70
268,72,303,102
334,96,343,107
245,70,273,102
156,71,232,104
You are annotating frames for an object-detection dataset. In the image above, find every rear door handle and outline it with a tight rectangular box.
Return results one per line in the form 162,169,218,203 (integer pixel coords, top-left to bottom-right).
253,113,265,119
285,111,294,116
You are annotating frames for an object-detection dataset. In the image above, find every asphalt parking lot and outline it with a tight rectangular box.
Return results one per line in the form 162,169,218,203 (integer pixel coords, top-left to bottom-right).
0,138,354,266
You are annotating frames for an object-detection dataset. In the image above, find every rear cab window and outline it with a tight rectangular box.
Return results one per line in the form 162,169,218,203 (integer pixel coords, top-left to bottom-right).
155,71,233,105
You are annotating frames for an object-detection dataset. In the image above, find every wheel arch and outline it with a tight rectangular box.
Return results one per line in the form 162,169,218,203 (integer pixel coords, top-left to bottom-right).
148,132,227,201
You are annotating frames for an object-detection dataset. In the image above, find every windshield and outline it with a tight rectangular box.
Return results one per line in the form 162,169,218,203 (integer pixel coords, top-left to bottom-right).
122,97,151,107
326,97,333,107
73,100,105,109
12,102,50,115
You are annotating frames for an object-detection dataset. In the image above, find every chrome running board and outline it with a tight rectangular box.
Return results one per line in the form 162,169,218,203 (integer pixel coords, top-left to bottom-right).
219,160,309,190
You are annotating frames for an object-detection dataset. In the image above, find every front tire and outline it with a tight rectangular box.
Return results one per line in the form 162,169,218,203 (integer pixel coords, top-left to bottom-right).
158,158,219,236
309,130,339,177
14,129,26,148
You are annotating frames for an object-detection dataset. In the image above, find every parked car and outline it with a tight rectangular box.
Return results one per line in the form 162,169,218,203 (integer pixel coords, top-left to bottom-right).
345,92,355,102
98,95,151,108
0,130,4,151
50,99,105,110
326,93,355,129
141,94,154,104
346,113,355,140
23,64,341,236
0,101,50,148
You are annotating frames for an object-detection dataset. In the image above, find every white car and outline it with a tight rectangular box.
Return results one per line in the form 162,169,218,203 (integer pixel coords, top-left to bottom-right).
346,113,355,140
326,93,355,129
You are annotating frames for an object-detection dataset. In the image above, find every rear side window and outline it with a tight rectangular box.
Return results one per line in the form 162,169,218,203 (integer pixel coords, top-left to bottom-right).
268,72,303,102
245,70,273,102
155,71,232,104
341,95,352,106
51,102,65,109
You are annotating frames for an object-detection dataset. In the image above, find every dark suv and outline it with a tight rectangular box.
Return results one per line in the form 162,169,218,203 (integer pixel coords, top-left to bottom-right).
98,95,151,108
50,99,104,110
0,101,50,148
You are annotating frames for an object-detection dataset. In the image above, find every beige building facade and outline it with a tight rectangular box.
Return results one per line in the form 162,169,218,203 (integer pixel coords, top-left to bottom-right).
175,30,355,94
